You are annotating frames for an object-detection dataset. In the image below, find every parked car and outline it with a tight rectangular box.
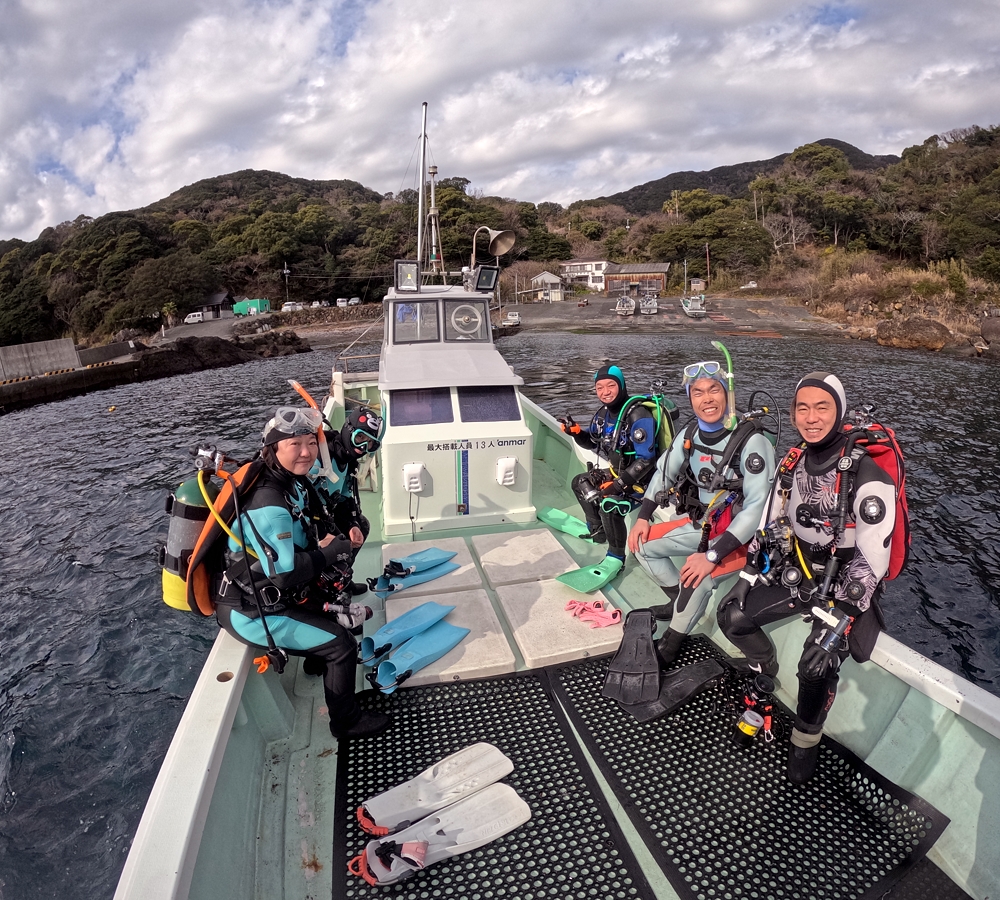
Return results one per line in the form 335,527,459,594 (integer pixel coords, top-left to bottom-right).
320,300,331,307
336,298,349,308
310,301,321,308
503,311,521,325
183,311,204,324
281,302,302,312
348,297,361,306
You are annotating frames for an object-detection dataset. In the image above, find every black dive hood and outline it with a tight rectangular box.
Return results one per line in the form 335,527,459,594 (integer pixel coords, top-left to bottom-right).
595,364,628,415
794,372,848,455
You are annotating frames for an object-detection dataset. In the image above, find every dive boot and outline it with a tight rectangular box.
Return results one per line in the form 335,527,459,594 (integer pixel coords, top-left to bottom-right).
655,628,686,667
729,656,779,679
333,710,392,740
787,741,821,784
301,656,326,677
648,584,680,620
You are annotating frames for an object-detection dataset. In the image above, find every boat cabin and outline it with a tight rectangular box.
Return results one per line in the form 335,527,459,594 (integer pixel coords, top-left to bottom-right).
377,262,536,535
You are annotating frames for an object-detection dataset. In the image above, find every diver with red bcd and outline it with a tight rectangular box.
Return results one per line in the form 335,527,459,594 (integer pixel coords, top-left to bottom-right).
717,373,906,783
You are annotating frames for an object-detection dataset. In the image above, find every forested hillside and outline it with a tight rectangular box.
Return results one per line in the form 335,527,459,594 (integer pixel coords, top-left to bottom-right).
583,138,901,215
1,125,998,347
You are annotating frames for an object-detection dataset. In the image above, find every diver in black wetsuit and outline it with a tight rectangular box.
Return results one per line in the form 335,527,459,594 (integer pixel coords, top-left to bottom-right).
717,373,895,784
561,364,659,566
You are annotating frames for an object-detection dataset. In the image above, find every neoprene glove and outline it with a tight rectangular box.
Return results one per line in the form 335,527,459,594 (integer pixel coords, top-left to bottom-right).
321,536,354,568
558,415,582,435
602,478,626,497
717,565,756,611
800,638,842,679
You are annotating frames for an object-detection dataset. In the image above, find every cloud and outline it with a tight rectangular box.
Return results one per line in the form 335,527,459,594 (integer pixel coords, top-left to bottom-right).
1,0,998,239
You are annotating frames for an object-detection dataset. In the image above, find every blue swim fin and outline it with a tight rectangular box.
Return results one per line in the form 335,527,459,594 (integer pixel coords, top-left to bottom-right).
359,601,455,666
370,560,461,598
372,620,470,694
385,547,458,577
556,555,624,594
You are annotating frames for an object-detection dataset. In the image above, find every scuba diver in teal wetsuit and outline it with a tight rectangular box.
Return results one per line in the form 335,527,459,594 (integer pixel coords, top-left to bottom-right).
562,364,659,573
214,407,391,740
312,406,384,594
628,349,776,666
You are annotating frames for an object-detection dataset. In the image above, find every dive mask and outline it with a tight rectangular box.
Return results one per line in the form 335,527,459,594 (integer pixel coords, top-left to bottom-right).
262,407,324,445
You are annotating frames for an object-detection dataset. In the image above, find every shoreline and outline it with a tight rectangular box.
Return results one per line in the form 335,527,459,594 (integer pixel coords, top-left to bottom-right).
0,295,982,414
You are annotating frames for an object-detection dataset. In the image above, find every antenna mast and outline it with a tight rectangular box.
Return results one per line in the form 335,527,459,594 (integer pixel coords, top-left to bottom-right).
417,102,428,272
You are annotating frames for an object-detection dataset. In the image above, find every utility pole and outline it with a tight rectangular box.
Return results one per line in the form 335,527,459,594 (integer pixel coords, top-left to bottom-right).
705,243,711,286
282,262,291,304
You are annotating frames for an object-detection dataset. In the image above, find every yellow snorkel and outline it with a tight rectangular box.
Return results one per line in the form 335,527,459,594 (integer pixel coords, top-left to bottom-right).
711,340,738,431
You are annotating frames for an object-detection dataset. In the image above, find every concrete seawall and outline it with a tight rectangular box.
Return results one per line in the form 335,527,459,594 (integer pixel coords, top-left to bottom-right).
0,333,310,415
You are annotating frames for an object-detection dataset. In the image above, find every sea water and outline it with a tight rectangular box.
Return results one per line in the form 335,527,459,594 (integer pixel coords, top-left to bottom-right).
0,332,997,899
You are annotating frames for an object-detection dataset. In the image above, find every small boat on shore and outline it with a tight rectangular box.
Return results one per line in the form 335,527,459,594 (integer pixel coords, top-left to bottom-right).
681,293,708,318
638,294,659,315
615,297,635,317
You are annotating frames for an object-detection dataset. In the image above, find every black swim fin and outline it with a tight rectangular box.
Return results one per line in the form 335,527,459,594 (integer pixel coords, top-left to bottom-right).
601,610,660,704
621,657,725,723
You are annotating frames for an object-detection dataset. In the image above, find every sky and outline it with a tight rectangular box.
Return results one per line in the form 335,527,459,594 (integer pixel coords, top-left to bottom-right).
1,0,998,240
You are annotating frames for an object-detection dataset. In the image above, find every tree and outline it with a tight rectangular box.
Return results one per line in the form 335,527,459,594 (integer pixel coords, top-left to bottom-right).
125,250,220,315
676,189,729,222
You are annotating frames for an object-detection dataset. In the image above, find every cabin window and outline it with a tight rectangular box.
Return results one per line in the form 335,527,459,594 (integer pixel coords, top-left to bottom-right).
393,301,439,343
389,387,454,426
443,300,489,342
457,386,521,422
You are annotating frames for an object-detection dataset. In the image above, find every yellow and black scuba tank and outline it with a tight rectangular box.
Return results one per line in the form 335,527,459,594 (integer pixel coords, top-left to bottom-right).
184,459,266,617
160,478,219,610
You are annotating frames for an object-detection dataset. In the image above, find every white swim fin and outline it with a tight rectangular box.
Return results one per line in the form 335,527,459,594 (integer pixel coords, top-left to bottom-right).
348,783,531,886
356,742,514,836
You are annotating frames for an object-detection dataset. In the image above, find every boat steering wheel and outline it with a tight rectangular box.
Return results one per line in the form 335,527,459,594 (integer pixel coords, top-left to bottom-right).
450,304,483,336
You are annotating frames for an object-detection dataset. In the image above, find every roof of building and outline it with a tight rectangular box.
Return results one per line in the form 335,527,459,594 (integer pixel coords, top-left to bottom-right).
559,258,609,266
531,271,562,285
604,263,672,275
204,290,235,307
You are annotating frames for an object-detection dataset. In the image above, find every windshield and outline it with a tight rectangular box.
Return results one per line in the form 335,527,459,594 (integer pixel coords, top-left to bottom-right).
444,299,489,342
393,301,439,343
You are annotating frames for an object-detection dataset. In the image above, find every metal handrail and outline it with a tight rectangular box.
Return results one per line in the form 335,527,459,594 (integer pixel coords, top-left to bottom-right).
338,353,380,373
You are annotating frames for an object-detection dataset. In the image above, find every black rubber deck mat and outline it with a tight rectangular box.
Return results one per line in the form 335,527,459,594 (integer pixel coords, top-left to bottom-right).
550,636,951,900
333,674,656,900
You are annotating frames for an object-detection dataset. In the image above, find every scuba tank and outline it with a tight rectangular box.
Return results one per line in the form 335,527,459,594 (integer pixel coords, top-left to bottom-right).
160,477,218,610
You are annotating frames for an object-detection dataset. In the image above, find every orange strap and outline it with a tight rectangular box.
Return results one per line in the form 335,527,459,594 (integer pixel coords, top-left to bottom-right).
714,546,749,577
649,517,694,540
648,519,746,575
254,655,270,674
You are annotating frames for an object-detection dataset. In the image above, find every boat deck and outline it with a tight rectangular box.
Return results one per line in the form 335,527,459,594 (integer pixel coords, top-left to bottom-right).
117,401,1000,900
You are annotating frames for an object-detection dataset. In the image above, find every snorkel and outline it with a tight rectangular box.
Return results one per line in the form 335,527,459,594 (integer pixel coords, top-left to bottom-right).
710,340,738,431
288,379,339,483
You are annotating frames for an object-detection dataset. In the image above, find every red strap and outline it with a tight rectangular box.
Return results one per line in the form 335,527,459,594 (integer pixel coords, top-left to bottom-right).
347,850,378,886
356,805,389,837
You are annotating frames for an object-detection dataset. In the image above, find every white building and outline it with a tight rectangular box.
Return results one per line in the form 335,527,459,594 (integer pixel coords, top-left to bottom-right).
529,271,567,302
559,259,610,292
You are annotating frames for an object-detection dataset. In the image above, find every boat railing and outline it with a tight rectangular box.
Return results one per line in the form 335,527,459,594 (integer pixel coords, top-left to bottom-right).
337,353,381,374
